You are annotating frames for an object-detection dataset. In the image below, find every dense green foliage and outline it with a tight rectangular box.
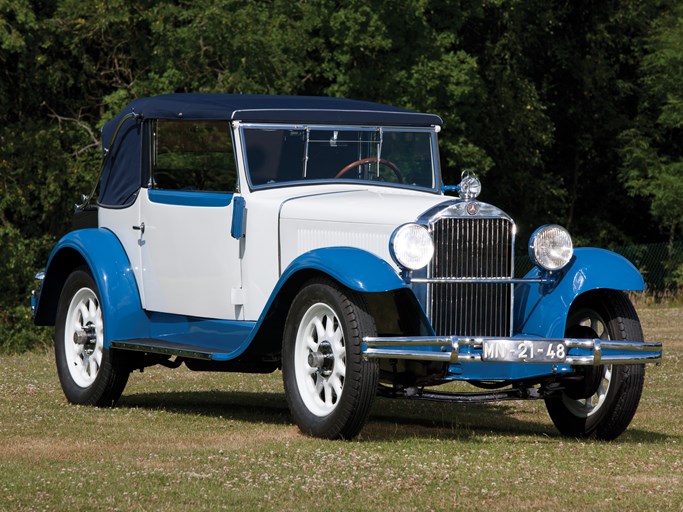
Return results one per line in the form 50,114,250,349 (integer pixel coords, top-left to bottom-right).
1,0,681,351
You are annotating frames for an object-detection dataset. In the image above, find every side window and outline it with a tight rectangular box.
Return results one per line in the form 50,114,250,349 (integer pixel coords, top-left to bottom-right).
151,120,236,192
244,128,305,186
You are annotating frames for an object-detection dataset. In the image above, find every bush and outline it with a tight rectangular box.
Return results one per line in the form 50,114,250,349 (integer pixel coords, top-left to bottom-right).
0,305,52,354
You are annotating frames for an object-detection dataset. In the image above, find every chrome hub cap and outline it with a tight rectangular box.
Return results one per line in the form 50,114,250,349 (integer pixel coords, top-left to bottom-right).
307,340,335,377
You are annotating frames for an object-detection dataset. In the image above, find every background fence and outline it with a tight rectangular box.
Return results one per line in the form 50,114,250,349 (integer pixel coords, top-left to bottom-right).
515,240,683,298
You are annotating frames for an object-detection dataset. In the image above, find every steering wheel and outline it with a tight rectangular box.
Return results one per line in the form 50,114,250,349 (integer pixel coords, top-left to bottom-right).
335,157,403,183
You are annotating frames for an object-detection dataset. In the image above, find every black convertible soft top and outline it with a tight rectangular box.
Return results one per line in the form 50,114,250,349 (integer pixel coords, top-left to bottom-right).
106,93,442,126
98,94,442,206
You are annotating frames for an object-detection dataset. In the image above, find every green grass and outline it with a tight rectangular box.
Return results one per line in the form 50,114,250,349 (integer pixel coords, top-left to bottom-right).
1,306,681,511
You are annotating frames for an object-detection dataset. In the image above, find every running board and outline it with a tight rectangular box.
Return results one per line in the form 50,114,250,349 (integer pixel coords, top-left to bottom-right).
110,339,234,361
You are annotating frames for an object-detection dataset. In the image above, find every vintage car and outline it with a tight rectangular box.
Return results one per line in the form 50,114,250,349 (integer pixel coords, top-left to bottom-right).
33,94,662,440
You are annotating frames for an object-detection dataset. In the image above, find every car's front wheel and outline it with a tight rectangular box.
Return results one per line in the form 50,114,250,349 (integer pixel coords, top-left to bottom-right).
545,291,645,440
54,268,130,406
282,278,379,439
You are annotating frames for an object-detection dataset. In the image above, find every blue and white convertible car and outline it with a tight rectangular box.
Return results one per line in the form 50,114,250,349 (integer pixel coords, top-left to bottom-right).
33,94,662,439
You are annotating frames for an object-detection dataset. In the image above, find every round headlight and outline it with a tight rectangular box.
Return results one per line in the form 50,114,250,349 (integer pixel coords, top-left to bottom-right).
390,223,434,271
529,225,573,271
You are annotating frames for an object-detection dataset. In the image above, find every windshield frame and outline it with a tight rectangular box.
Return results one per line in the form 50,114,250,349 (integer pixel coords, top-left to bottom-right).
238,123,442,194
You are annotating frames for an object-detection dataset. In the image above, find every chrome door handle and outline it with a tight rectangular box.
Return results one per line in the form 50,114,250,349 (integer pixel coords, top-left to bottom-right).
132,222,145,234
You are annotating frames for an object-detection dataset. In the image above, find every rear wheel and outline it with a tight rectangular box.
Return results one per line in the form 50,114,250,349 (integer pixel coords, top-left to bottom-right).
54,268,129,406
545,291,645,440
282,278,379,439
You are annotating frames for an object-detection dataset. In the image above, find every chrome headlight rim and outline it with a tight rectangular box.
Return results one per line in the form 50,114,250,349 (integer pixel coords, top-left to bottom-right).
390,223,435,271
528,224,574,272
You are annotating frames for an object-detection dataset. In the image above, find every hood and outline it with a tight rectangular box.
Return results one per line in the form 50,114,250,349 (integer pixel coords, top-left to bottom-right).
278,188,452,272
279,188,450,226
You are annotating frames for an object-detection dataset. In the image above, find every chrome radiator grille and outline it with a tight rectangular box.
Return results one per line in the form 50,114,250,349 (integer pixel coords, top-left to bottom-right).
427,217,514,337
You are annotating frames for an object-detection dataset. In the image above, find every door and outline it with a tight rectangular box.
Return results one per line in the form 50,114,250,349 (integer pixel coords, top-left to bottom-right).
137,119,243,320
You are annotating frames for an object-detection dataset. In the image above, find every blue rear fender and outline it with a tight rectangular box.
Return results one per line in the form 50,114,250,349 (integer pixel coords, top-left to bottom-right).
514,248,645,338
34,228,148,346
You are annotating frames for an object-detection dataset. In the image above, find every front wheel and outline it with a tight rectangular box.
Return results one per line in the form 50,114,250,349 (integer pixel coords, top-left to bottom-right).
545,291,645,440
282,278,379,439
54,268,130,406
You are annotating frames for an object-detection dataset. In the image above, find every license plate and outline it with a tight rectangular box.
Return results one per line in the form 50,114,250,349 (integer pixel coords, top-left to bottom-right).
482,340,567,363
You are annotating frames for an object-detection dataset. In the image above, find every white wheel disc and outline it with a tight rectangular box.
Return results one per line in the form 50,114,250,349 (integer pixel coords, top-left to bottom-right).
293,303,346,417
563,365,613,417
63,287,104,388
563,308,612,418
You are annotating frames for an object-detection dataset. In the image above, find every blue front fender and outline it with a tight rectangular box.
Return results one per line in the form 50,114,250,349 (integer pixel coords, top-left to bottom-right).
35,228,149,346
213,247,410,356
281,247,408,293
514,248,644,338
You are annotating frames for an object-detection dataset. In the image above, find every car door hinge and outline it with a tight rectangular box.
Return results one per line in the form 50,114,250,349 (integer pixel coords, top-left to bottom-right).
231,287,245,305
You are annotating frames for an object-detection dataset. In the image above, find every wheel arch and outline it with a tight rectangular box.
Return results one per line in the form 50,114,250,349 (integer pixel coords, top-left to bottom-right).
280,247,409,293
514,248,645,338
34,228,149,345
34,246,88,326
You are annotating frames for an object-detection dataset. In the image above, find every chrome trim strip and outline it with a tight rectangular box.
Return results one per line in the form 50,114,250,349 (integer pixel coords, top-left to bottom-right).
238,122,439,133
362,335,663,366
362,349,451,362
510,222,517,336
418,200,514,225
567,353,661,364
410,277,545,284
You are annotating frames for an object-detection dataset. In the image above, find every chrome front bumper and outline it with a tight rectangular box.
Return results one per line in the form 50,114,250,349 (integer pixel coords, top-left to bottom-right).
362,335,662,365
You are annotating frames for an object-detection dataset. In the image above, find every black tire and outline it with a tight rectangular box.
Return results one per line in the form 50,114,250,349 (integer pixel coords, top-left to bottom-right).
545,291,645,440
282,278,379,439
54,268,130,406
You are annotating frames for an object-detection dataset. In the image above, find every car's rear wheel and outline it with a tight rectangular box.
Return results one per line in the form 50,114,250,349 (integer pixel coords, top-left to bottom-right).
55,268,130,406
282,278,379,439
545,291,645,440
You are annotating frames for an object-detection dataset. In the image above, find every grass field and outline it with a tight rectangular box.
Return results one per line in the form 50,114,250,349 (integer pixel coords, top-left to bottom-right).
1,306,681,511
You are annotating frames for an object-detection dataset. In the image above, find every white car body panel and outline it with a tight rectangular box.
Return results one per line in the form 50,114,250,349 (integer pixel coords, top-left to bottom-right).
98,196,145,306
100,184,447,323
100,189,243,320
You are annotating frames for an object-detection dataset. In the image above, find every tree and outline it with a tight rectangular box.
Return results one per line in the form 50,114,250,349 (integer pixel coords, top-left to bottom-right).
619,2,683,288
0,0,680,351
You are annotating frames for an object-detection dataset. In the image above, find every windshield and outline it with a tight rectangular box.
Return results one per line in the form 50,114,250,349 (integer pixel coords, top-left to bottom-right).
242,125,437,190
